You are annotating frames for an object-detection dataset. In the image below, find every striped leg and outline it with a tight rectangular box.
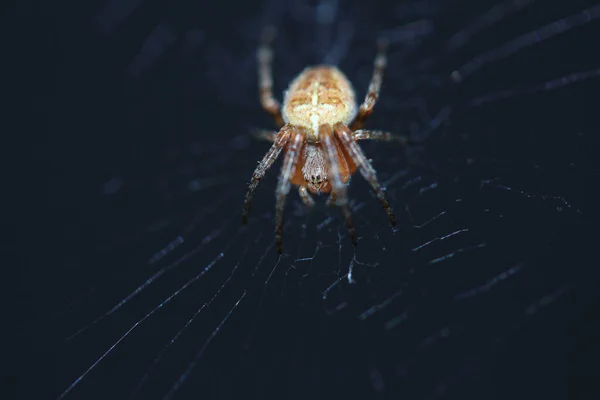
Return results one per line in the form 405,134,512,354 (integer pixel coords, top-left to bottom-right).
350,38,388,131
251,129,278,142
275,129,304,253
334,123,396,227
242,125,291,224
319,124,358,247
353,130,415,146
257,26,284,127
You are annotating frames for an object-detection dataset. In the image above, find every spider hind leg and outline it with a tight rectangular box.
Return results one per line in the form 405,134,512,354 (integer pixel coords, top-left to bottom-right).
334,122,397,227
318,124,358,247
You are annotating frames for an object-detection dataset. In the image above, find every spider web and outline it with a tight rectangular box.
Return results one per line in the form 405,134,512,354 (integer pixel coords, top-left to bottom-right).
18,0,600,399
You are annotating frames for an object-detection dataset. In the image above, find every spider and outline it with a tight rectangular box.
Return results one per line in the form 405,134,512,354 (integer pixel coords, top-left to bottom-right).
242,28,414,254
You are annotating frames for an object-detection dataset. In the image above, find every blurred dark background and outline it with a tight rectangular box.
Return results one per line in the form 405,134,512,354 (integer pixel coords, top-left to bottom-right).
11,0,600,399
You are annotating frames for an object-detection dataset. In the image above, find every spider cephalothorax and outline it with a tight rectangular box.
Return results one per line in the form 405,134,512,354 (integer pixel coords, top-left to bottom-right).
242,28,413,254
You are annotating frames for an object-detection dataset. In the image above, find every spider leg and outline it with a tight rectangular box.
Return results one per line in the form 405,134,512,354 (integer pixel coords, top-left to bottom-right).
334,123,396,227
251,129,278,142
258,26,284,127
319,124,357,247
353,129,416,146
275,129,305,253
350,38,388,131
298,186,315,209
242,125,291,224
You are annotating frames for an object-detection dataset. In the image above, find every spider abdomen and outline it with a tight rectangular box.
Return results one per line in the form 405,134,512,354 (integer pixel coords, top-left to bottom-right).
282,66,357,141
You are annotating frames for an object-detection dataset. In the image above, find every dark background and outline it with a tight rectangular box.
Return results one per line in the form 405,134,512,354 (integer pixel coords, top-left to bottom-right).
12,0,600,399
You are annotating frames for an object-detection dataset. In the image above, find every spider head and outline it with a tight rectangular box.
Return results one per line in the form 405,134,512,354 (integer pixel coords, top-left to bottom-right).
302,145,328,193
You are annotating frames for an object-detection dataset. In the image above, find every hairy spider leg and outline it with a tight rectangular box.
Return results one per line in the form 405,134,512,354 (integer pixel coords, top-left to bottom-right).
251,129,278,142
353,129,416,146
335,122,397,227
319,124,357,246
242,125,291,224
257,27,284,127
275,129,305,253
298,186,315,209
350,39,388,131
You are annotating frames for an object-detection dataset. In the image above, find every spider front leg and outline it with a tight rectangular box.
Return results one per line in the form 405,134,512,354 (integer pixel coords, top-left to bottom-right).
242,125,291,224
350,38,388,131
353,130,416,146
319,124,358,247
334,122,397,227
257,26,284,127
275,129,304,254
251,129,277,142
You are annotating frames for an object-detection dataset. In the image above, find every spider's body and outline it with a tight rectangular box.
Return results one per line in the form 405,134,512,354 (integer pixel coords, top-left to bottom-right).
243,29,413,253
